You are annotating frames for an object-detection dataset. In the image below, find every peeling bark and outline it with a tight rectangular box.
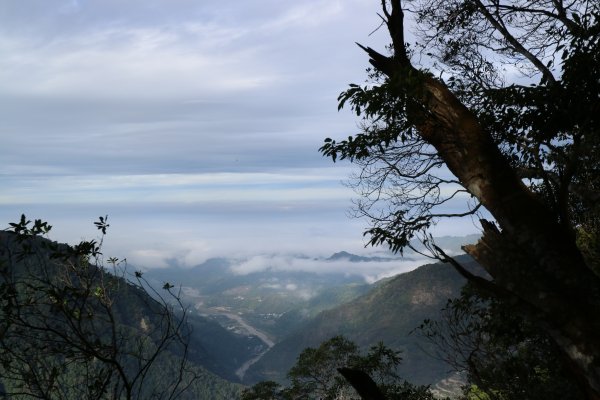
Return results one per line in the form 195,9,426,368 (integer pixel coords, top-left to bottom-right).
360,1,600,397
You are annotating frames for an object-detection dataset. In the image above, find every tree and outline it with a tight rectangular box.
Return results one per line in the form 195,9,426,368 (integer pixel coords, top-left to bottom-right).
286,335,363,399
241,336,438,400
418,284,586,400
0,215,199,399
320,0,600,398
240,381,283,400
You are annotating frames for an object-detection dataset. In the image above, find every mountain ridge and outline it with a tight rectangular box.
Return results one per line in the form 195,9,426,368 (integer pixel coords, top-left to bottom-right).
244,254,481,387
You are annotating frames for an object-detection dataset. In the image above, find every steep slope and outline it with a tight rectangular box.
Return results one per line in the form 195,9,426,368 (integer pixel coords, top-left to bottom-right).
246,255,480,386
0,231,241,399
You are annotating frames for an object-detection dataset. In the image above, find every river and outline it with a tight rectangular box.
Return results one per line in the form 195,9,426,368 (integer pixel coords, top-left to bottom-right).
192,303,276,381
218,311,275,380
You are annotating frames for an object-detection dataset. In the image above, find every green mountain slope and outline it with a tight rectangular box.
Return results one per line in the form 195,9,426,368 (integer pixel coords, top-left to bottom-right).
0,231,241,399
246,255,480,386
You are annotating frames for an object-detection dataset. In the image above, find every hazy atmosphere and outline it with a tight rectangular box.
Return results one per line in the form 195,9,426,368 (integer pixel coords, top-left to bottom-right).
0,0,479,268
2,1,597,398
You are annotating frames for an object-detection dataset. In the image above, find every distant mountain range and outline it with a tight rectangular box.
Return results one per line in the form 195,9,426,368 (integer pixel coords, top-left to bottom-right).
143,234,482,391
326,250,410,262
145,255,376,340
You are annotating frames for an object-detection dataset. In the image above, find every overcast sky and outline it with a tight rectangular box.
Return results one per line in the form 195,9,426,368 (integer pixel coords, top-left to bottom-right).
0,0,480,268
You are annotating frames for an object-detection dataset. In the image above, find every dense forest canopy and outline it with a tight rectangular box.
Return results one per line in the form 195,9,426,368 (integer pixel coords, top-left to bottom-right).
321,0,600,398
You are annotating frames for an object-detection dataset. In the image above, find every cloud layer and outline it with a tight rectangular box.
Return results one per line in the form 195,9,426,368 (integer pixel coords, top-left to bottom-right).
229,254,428,284
0,1,480,268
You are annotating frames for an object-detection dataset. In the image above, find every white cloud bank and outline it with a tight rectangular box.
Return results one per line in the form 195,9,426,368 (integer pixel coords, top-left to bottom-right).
229,254,429,283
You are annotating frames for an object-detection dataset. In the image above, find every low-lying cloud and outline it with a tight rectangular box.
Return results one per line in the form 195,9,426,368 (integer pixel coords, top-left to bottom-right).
228,254,429,283
0,0,481,271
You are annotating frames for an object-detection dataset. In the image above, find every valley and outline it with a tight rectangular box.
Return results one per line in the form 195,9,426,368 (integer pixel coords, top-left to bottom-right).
1,229,479,399
181,287,276,380
143,235,480,392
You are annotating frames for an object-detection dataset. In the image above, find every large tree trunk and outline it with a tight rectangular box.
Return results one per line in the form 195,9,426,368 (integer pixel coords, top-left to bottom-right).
361,0,600,398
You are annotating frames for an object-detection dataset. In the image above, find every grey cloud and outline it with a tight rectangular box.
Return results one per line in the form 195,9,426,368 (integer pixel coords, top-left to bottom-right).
0,0,381,179
0,1,480,265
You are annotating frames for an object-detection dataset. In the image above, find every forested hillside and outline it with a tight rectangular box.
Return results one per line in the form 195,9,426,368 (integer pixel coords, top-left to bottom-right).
246,255,480,387
0,226,241,399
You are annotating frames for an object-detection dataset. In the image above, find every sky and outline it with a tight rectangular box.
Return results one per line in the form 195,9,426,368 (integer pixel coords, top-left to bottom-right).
0,0,481,269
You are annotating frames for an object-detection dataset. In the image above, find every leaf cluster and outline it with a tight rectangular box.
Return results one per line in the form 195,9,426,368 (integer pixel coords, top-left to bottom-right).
241,336,437,400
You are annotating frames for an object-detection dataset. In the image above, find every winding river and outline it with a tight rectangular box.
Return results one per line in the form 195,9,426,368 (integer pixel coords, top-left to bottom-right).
191,300,276,381
219,311,275,380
